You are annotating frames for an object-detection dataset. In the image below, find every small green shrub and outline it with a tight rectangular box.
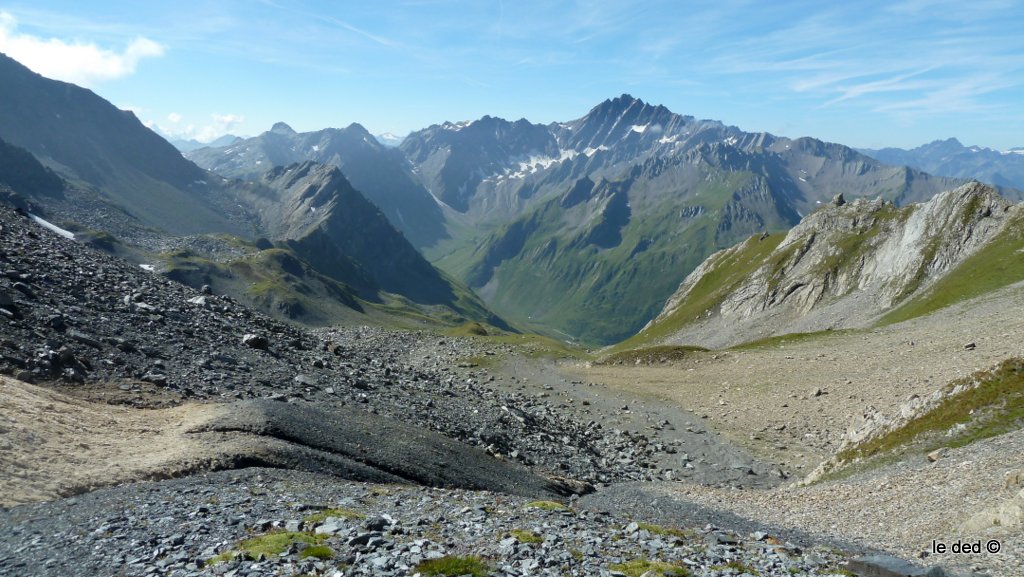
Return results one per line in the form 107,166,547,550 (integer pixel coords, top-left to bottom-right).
415,555,490,577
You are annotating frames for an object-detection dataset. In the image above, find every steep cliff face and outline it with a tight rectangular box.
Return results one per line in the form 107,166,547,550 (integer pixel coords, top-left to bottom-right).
636,182,1019,348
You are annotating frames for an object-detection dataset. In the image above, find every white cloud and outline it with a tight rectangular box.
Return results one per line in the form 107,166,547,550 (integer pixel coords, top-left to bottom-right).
153,113,245,143
0,11,163,87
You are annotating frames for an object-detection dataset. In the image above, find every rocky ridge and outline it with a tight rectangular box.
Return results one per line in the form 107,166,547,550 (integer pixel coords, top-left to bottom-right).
642,182,1018,348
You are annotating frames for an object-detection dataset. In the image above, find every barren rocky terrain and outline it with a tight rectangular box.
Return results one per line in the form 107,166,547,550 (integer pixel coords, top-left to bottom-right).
1,201,1017,576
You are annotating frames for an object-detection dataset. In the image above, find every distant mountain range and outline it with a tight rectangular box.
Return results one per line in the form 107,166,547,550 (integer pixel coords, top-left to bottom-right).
191,94,1019,344
394,95,1011,343
168,134,242,152
860,138,1024,191
4,47,1022,344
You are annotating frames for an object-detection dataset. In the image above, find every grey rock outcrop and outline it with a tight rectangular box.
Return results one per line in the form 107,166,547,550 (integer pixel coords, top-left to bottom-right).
643,182,1018,348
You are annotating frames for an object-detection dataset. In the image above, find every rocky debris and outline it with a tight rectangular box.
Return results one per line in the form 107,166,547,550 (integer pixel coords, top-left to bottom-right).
961,488,1024,535
0,201,720,489
0,468,855,577
831,192,846,207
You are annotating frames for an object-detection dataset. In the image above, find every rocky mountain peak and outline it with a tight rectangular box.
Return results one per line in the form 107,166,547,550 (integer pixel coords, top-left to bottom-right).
270,121,296,135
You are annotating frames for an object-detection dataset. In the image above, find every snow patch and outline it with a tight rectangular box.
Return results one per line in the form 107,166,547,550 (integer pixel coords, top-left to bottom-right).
630,124,649,134
311,145,320,152
442,120,471,132
139,264,155,272
29,214,74,240
582,145,609,157
723,136,738,146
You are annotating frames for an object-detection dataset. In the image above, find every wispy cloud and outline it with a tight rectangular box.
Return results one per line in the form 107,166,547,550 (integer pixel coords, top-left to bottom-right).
150,112,245,143
699,2,1024,120
0,11,162,87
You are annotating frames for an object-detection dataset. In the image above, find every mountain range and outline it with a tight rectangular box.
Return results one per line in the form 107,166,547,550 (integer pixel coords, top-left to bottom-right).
188,95,1018,343
861,138,1024,191
0,52,496,330
3,48,1023,345
167,134,242,153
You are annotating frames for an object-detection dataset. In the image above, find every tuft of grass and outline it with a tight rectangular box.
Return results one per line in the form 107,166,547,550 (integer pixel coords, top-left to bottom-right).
598,345,708,365
298,545,334,560
206,551,238,566
509,529,543,544
414,555,491,577
524,500,572,512
303,507,366,525
609,558,691,577
712,560,760,575
636,522,694,540
236,531,327,558
837,358,1024,465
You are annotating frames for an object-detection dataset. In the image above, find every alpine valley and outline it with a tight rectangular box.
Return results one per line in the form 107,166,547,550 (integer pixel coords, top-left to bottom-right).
3,47,1024,577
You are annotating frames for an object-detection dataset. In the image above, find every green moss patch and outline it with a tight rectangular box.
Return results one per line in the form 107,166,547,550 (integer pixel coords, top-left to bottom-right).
303,507,366,525
509,529,543,544
712,560,760,575
298,545,334,560
414,555,491,577
636,522,694,540
609,558,691,577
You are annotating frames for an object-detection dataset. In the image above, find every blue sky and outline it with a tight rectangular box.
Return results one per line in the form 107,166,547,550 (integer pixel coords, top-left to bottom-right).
2,0,1023,149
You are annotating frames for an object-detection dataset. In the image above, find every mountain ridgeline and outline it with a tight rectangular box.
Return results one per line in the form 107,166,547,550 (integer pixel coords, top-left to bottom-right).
396,95,1002,343
2,50,1019,345
861,138,1024,191
189,94,1020,344
187,122,446,248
